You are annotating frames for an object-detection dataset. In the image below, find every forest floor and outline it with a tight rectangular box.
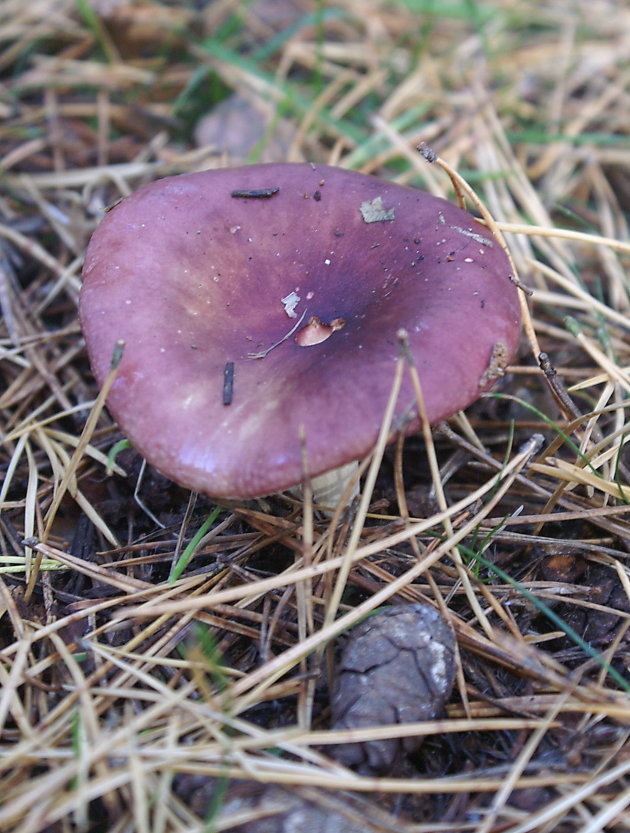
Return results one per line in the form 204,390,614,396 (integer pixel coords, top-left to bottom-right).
1,1,630,831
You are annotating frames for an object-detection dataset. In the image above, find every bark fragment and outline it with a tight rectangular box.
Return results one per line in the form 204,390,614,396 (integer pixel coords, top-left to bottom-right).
330,603,457,774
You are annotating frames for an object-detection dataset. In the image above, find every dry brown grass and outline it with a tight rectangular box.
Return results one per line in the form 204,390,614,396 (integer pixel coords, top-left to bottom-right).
1,1,630,831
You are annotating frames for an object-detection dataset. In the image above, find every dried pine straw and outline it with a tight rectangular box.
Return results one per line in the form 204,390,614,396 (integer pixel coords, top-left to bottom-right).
1,1,630,831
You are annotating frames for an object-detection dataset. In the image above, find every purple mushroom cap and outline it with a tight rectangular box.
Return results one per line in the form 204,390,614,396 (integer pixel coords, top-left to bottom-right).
79,163,521,499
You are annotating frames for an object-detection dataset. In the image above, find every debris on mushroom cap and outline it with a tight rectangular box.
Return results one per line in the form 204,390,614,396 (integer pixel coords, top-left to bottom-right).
79,163,521,499
329,604,457,775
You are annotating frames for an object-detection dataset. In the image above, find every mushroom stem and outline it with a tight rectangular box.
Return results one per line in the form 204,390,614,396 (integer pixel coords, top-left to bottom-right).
310,461,360,513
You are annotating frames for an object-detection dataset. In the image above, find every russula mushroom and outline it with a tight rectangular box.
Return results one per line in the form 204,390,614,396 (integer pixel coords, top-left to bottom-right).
79,163,520,504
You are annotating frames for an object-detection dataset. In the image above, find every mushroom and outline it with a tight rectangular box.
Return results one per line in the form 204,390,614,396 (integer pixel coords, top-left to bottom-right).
79,163,520,506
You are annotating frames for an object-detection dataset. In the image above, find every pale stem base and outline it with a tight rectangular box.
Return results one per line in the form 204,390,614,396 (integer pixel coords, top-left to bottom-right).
309,460,360,514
